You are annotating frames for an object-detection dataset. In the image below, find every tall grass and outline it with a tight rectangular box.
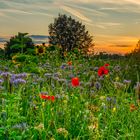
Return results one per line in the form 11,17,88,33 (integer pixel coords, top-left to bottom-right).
0,52,140,140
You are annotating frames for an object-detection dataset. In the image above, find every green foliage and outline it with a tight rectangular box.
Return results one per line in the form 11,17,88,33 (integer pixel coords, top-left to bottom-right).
0,48,5,59
4,32,34,59
48,14,93,58
12,54,39,64
46,45,57,51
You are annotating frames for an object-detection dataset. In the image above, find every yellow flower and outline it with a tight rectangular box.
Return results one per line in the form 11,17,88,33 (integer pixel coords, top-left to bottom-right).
50,138,55,140
100,96,106,101
115,77,119,81
112,107,116,112
12,55,17,64
35,45,45,55
12,55,17,60
63,100,67,104
64,52,67,57
88,104,99,112
42,102,45,107
57,128,68,138
12,60,16,64
34,123,44,130
88,121,98,131
16,64,21,67
105,74,109,78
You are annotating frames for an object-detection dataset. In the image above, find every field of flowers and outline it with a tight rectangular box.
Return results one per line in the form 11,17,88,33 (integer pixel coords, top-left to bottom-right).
0,53,140,140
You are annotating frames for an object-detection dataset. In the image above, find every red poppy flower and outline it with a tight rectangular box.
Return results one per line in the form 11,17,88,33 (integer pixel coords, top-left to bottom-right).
130,104,137,112
104,63,110,67
40,94,55,102
98,66,109,77
50,96,55,102
71,77,80,87
40,94,47,99
67,61,72,66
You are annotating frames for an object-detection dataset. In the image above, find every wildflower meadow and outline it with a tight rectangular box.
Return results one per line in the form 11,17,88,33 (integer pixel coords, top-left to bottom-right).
0,50,140,140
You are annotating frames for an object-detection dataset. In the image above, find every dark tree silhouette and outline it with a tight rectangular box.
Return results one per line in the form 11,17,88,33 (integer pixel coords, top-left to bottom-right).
133,39,140,54
5,32,34,59
125,39,140,87
48,14,93,58
0,48,5,59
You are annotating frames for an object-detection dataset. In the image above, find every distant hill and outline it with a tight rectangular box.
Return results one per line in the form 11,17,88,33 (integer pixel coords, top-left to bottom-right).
0,35,49,48
29,35,49,44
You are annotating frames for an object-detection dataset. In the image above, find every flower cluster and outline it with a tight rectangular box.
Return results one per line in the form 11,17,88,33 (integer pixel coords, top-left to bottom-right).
98,64,109,77
40,93,55,102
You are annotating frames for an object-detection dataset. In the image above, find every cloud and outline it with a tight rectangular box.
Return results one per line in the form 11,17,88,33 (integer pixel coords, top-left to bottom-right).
0,0,139,55
71,0,140,5
124,0,140,5
96,22,122,29
0,12,5,17
63,2,107,17
60,5,92,23
0,9,33,15
0,0,55,17
100,7,140,14
109,44,132,47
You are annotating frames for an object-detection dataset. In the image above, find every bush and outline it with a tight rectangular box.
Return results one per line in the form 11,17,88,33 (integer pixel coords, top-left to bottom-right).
4,32,34,59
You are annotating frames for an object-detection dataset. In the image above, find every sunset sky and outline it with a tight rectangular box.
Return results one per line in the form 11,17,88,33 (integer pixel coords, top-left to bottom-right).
0,0,140,54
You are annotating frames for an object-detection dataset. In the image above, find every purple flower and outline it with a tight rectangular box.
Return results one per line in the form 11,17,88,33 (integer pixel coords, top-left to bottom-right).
0,79,4,84
18,73,27,78
95,82,101,90
60,63,67,70
1,72,11,78
123,80,131,84
106,97,112,102
11,78,26,85
106,97,116,104
69,74,75,78
53,72,62,78
68,65,74,70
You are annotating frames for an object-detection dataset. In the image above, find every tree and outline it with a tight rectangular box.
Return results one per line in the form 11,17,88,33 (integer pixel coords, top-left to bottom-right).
0,48,5,59
133,39,140,54
125,40,140,87
4,32,34,59
48,14,93,58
